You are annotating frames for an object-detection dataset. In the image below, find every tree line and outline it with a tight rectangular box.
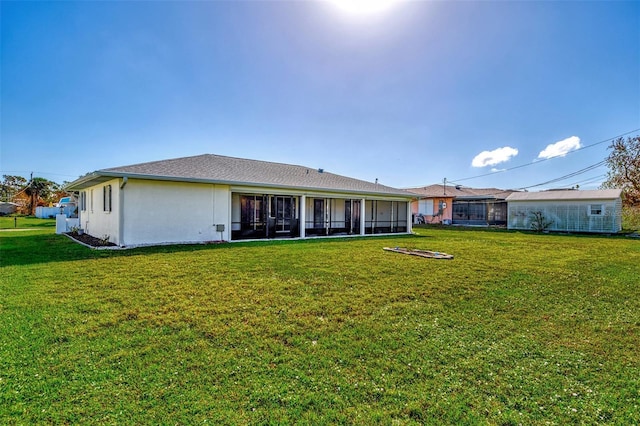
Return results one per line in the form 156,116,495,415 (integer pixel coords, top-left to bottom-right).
1,175,69,215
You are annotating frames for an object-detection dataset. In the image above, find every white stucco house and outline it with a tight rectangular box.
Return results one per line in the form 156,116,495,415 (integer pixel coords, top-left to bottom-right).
65,154,414,247
506,189,623,233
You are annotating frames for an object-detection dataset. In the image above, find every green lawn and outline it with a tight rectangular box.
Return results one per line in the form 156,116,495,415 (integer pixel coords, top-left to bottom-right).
0,216,56,229
1,226,639,424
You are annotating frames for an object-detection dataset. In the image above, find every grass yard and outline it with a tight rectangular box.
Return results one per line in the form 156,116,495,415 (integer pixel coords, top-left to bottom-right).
0,216,55,229
1,225,639,424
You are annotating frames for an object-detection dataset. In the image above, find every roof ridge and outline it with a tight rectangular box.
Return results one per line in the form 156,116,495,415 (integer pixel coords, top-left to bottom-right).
100,153,212,172
103,153,326,174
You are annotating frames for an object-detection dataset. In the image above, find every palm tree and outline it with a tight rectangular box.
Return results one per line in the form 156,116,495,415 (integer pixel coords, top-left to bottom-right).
24,177,52,215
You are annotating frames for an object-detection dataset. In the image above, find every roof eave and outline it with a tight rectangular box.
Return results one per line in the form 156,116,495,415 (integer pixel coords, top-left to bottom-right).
64,172,120,191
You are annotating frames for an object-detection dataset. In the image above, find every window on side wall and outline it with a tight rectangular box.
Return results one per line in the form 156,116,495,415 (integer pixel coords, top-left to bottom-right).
418,199,433,216
80,191,87,211
103,185,112,212
589,204,603,216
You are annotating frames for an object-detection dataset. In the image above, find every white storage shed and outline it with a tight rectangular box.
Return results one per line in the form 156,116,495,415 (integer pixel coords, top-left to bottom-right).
506,189,623,233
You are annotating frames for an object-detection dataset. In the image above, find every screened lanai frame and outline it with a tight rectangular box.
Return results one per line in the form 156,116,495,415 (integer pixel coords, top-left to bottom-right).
507,201,621,233
305,198,409,236
304,197,363,237
452,199,508,226
364,200,409,234
231,192,409,240
232,193,299,240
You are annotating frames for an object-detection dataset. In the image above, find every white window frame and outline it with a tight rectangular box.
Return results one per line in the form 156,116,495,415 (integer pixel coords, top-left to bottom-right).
80,191,87,211
418,199,434,216
103,185,112,213
589,204,603,216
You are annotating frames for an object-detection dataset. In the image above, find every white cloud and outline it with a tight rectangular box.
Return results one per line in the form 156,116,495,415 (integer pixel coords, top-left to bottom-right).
471,146,519,168
537,136,581,159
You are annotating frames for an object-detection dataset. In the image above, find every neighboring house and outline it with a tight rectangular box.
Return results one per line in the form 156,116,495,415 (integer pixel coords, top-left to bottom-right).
506,189,623,233
452,187,515,226
406,185,515,226
11,188,35,214
64,154,414,247
406,185,454,224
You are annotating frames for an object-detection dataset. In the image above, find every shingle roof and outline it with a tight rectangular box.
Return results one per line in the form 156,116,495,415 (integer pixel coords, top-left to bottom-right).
405,184,515,200
67,154,413,197
506,189,622,202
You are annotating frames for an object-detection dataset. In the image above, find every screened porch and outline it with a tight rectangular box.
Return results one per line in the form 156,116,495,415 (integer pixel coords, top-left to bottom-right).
452,199,507,226
231,193,409,240
231,194,299,240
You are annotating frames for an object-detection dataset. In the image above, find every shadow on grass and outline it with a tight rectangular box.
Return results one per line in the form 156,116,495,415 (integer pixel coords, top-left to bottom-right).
0,231,424,267
1,233,99,267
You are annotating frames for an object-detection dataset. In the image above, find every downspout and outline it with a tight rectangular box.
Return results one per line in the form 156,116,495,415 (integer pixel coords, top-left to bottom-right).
119,177,128,246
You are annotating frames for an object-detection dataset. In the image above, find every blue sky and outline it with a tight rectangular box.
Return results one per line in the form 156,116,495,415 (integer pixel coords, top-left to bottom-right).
2,0,639,190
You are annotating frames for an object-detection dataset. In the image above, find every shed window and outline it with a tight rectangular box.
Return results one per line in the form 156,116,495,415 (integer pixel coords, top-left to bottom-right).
103,185,112,212
589,204,602,216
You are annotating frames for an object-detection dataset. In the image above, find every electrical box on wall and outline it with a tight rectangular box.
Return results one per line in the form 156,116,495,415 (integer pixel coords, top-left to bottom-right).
216,224,225,232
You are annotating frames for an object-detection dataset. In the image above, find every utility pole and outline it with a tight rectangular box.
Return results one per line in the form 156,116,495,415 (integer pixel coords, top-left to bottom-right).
30,172,35,216
443,178,447,195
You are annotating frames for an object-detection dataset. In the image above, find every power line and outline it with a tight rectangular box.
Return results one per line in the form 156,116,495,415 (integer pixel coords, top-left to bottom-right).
411,164,609,199
447,128,640,185
0,170,79,179
518,160,606,190
554,173,607,189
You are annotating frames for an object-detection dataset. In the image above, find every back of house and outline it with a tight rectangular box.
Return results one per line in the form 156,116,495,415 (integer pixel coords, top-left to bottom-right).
64,154,415,247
